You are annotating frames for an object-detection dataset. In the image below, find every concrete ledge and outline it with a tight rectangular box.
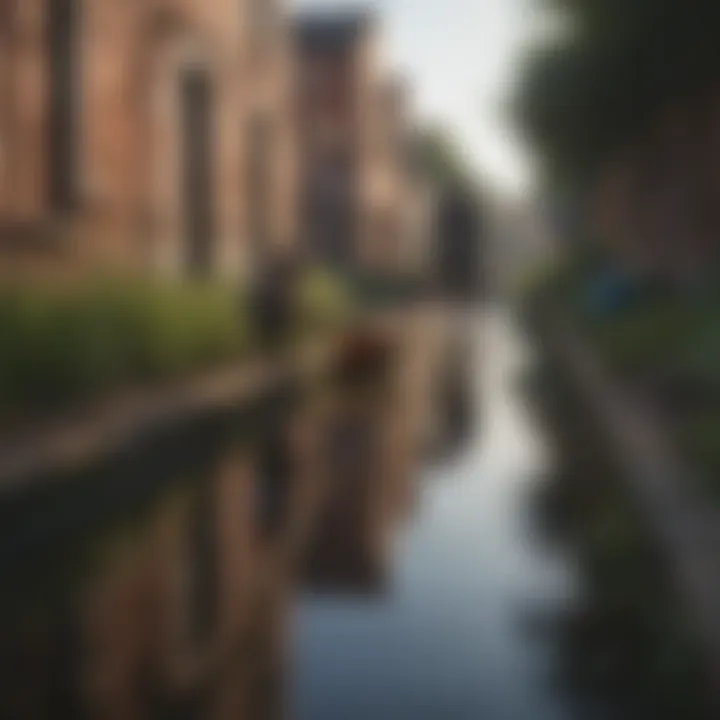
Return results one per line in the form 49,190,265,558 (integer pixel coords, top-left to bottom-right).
0,306,429,493
0,342,334,493
545,308,720,698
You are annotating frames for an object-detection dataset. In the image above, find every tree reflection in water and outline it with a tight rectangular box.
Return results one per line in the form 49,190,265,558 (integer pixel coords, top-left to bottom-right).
524,358,715,720
1,314,715,720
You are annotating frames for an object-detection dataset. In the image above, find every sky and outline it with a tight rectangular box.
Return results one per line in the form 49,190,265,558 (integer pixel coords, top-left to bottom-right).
292,0,542,195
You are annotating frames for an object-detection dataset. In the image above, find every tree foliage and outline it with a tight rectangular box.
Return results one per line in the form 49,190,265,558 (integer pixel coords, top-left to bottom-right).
516,0,720,176
410,125,478,191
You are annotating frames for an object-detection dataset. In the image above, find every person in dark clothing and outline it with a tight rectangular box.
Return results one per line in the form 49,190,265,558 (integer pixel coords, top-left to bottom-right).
249,250,302,349
435,183,484,302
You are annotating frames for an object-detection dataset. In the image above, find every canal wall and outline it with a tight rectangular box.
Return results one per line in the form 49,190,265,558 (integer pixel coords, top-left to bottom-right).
535,305,720,705
0,306,439,493
0,303,450,719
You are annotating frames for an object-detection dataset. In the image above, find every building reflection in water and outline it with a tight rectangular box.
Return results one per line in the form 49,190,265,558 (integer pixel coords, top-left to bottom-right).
431,333,477,462
0,318,452,720
303,374,401,595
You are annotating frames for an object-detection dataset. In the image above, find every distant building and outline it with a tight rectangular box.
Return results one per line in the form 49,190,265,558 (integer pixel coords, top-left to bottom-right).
0,0,297,278
435,184,484,300
294,10,415,274
403,159,440,279
490,195,557,297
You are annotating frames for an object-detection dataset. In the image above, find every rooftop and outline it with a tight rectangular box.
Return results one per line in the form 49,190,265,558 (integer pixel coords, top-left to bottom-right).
294,8,377,48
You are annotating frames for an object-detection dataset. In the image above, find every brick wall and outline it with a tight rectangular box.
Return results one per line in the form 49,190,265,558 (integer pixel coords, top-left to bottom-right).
0,0,297,278
295,13,413,274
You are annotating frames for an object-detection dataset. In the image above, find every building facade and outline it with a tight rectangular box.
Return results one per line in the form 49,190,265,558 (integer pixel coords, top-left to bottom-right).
0,0,296,278
363,76,416,273
294,10,415,274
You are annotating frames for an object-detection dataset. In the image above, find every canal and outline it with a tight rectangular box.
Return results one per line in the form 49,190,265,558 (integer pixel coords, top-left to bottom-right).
0,309,710,719
294,311,577,720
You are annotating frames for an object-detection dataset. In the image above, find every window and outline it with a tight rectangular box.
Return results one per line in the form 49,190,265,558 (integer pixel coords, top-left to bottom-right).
246,115,273,261
48,0,77,212
181,69,214,276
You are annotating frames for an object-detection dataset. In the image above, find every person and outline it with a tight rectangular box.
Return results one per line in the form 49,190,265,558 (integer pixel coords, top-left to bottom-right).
249,250,301,349
435,181,484,302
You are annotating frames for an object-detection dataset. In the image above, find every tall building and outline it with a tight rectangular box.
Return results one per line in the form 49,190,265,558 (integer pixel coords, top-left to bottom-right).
366,76,416,273
0,0,296,278
294,9,414,274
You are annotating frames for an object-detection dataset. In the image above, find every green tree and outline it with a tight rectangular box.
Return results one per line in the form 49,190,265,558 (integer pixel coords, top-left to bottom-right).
410,125,478,192
516,0,720,179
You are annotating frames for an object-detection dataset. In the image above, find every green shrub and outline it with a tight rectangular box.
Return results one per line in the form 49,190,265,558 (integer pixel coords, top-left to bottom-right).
584,288,720,387
296,267,354,332
346,270,426,308
587,296,687,374
0,280,248,415
518,246,600,304
677,412,720,493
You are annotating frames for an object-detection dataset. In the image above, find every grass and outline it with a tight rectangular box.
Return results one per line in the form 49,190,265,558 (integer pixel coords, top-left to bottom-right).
0,280,247,413
579,288,720,493
0,269,355,419
297,266,356,333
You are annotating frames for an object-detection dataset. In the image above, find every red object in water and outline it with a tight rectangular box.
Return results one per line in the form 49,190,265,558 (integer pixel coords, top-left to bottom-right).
335,331,394,381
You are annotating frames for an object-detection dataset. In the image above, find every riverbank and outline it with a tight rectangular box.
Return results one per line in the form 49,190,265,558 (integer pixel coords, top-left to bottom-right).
525,298,720,708
0,271,354,421
0,301,448,719
0,305,431,493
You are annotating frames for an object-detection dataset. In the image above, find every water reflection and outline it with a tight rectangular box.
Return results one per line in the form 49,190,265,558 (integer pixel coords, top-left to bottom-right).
0,386,302,719
303,394,394,595
1,311,705,720
525,356,715,720
293,312,575,720
0,314,455,720
429,324,478,462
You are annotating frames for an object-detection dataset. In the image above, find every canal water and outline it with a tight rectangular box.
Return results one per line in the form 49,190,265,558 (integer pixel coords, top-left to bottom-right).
0,309,704,719
294,311,578,720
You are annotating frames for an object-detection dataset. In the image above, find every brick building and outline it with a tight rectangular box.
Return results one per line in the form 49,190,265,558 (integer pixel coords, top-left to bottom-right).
294,10,415,274
0,0,296,278
366,76,417,272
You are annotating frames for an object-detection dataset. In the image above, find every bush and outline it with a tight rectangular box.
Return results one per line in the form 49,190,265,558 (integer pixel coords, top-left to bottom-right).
296,267,355,332
0,280,248,415
586,294,689,375
346,270,427,308
523,250,720,385
526,253,720,494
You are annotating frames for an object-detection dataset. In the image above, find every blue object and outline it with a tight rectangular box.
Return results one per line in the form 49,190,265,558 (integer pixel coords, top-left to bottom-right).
586,268,637,316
